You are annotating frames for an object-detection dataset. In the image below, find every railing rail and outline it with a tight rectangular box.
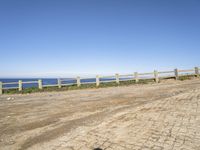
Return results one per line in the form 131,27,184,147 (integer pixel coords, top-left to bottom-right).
0,66,199,94
2,82,18,85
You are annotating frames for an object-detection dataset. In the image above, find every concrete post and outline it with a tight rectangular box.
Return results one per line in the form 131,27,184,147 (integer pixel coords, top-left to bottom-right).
0,82,2,95
195,67,199,77
18,80,22,91
174,68,179,80
115,73,120,84
38,79,43,90
154,70,159,83
58,78,61,88
96,75,100,87
134,72,139,83
77,76,81,87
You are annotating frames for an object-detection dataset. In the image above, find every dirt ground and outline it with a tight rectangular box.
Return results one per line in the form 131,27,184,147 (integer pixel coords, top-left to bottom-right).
0,79,200,150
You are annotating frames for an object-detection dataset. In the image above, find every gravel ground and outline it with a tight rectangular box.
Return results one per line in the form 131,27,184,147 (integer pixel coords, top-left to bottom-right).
0,79,200,150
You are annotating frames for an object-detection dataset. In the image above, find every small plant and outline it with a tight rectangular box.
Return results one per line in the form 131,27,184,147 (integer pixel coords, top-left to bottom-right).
179,75,195,81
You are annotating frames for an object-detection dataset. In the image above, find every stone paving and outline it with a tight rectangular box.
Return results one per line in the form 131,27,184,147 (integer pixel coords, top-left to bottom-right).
32,88,200,150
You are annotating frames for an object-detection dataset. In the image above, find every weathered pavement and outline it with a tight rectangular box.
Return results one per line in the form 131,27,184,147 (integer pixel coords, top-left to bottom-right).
0,79,200,150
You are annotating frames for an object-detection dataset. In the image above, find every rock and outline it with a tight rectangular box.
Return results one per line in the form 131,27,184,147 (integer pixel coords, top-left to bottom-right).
7,97,11,100
7,97,14,100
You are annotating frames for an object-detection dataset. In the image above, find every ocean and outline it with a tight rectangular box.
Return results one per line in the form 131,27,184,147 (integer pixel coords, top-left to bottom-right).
0,78,116,89
0,78,60,89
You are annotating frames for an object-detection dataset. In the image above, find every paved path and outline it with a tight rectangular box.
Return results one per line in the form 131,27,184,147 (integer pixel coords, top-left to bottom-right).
49,88,200,150
0,79,200,150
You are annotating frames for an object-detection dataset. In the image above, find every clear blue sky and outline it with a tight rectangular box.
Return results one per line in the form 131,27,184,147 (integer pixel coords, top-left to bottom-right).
0,0,200,77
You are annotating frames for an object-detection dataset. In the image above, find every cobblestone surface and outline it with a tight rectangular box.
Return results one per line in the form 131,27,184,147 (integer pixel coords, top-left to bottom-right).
0,79,200,150
45,88,200,150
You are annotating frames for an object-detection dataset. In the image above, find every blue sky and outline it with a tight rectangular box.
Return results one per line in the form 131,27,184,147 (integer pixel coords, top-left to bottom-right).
0,0,200,77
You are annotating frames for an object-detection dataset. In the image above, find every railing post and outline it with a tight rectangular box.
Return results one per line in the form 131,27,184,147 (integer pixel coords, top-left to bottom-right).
18,80,22,91
174,68,179,80
154,70,159,83
77,76,81,87
0,82,2,95
195,67,199,78
58,78,61,88
38,79,43,90
134,72,139,83
115,73,120,84
96,75,100,87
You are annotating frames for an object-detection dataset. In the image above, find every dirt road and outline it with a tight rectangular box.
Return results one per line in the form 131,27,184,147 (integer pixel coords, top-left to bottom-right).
0,79,200,150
